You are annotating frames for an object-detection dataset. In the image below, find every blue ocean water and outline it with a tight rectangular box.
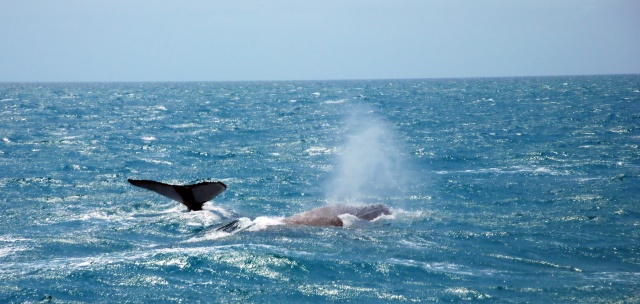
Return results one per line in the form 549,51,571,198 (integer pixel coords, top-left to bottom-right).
0,75,638,303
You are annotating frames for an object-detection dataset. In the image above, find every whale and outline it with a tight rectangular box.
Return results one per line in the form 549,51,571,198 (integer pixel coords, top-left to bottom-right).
128,179,227,211
128,179,391,227
283,204,391,227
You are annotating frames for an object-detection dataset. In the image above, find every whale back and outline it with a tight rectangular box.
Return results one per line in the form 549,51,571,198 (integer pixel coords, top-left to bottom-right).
353,204,392,221
284,204,391,227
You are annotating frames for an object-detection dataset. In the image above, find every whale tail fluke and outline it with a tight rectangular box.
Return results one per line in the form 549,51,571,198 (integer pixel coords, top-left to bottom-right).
127,179,227,211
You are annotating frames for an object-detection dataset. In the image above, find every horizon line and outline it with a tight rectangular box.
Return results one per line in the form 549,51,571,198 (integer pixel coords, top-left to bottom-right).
1,73,638,84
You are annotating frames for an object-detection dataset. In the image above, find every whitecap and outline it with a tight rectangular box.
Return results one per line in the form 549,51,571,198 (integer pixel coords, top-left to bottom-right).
388,258,474,276
182,230,233,242
609,127,630,134
0,236,31,243
0,245,30,258
140,158,172,166
576,177,602,182
323,99,348,104
297,283,412,301
532,167,558,175
390,208,432,220
159,204,188,214
436,166,565,176
79,211,134,222
398,239,438,249
490,254,581,272
171,123,199,129
305,146,334,156
445,287,492,300
202,205,238,218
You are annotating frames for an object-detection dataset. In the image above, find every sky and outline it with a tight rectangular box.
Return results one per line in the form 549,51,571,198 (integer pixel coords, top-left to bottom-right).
1,0,639,82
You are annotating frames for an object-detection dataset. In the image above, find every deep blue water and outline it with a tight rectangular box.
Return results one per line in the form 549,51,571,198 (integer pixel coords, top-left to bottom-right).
1,76,639,303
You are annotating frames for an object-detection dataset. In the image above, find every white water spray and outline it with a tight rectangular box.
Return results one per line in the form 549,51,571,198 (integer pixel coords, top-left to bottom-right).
325,108,409,204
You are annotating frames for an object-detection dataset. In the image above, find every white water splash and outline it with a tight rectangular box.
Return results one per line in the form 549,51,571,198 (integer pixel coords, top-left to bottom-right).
246,216,286,231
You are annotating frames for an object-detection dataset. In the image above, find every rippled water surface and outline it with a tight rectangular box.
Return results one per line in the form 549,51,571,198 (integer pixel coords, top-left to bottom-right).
1,76,639,303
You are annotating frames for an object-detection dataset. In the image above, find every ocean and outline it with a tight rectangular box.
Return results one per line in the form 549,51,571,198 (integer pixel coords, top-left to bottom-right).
0,75,638,303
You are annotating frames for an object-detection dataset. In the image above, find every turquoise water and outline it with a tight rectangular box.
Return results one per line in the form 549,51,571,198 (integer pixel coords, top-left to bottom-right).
1,76,639,302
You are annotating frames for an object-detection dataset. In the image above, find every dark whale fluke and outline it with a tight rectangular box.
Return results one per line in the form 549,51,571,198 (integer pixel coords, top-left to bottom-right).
127,179,227,211
283,204,391,227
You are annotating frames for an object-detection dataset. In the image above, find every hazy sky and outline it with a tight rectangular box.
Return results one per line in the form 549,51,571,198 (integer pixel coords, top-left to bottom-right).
1,0,638,82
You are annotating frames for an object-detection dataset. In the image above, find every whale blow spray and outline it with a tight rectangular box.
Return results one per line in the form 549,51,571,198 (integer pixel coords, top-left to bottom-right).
325,108,409,205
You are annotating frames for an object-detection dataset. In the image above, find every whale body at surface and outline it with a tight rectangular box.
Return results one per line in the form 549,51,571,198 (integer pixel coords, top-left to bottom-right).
283,204,391,227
